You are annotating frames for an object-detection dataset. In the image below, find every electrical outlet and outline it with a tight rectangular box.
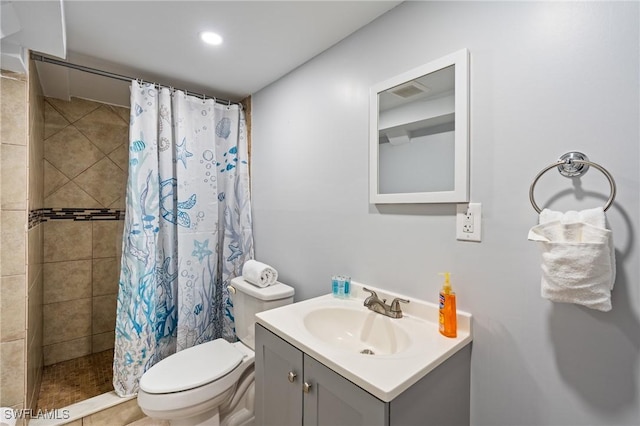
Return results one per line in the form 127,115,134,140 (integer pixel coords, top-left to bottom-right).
463,211,474,233
456,203,482,242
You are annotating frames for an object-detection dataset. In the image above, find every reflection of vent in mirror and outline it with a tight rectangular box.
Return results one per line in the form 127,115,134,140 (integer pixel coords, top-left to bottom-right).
389,81,430,99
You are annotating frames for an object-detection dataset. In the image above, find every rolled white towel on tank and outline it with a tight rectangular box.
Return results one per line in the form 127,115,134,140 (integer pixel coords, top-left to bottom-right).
242,260,278,288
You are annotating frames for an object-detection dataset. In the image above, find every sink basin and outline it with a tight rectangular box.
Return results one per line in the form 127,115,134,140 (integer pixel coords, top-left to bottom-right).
303,306,411,355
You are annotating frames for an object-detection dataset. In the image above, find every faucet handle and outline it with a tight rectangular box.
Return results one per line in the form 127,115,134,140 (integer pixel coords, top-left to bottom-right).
362,287,378,299
390,298,410,313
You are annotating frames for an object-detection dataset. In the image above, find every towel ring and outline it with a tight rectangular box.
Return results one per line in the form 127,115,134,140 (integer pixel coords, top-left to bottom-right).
529,152,616,213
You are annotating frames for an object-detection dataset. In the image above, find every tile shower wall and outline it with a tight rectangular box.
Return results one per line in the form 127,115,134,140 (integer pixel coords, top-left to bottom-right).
1,70,29,416
42,97,128,365
1,59,45,414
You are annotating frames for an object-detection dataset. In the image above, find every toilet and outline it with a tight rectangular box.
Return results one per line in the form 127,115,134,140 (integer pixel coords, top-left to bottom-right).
137,277,294,426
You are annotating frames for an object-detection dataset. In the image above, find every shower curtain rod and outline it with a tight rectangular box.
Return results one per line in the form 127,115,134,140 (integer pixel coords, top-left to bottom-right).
30,53,240,106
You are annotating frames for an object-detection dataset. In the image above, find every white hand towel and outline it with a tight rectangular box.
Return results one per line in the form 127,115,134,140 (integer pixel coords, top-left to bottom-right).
242,260,278,288
528,207,616,312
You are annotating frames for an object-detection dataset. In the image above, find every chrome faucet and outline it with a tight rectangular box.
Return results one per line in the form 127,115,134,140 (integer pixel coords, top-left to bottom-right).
362,287,409,319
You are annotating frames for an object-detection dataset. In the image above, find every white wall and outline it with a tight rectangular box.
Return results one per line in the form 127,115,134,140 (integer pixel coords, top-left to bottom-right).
251,2,639,425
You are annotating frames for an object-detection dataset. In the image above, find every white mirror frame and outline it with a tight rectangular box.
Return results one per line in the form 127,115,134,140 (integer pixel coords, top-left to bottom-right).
369,48,469,204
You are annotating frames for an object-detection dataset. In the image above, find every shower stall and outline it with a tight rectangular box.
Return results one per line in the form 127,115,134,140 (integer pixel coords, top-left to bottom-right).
0,61,144,424
35,96,129,412
0,56,252,424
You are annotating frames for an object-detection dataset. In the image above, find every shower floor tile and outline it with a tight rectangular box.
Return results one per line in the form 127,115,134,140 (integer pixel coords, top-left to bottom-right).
37,349,114,410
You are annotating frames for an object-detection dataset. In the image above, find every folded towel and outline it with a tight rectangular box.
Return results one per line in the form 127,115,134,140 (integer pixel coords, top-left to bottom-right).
242,260,278,288
528,207,615,312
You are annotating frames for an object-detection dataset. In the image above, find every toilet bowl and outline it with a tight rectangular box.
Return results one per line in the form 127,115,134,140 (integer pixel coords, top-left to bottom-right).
137,277,294,426
138,340,255,426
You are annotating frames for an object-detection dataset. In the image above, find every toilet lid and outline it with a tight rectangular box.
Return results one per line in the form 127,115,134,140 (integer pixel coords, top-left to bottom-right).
139,339,244,394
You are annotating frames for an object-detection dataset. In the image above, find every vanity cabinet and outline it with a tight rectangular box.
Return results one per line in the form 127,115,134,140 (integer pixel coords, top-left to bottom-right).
255,324,471,426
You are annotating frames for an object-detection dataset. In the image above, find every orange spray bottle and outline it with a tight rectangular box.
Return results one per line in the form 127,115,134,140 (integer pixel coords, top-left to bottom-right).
438,272,457,338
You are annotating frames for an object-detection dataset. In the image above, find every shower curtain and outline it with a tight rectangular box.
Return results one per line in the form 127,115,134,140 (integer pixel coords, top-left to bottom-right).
113,81,254,396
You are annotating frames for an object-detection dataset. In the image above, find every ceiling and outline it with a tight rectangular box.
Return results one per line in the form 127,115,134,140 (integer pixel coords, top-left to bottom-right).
2,1,402,106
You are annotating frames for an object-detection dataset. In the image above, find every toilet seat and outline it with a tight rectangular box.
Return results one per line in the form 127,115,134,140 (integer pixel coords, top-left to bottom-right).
140,339,244,394
137,341,255,420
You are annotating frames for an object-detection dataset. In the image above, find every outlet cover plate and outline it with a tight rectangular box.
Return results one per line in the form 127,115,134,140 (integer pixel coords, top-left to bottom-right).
456,203,482,242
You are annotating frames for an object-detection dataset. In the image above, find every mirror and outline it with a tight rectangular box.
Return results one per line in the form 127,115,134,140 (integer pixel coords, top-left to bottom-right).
369,49,469,204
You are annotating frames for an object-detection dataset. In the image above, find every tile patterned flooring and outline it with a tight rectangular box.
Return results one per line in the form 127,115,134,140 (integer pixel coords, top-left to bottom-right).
37,350,114,410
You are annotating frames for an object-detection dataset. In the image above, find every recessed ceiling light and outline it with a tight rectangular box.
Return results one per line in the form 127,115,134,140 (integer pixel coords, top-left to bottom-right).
200,31,223,46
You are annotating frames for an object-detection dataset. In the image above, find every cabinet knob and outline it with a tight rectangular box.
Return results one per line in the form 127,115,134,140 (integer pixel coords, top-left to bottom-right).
303,382,312,393
287,371,297,383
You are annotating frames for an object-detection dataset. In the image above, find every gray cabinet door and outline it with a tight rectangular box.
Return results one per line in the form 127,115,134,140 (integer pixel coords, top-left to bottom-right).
255,324,304,426
303,354,388,426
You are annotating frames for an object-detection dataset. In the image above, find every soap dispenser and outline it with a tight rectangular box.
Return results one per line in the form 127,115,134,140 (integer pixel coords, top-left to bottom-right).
438,272,457,338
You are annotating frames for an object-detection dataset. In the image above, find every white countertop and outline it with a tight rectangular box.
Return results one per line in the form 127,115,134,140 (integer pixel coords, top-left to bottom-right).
255,282,472,402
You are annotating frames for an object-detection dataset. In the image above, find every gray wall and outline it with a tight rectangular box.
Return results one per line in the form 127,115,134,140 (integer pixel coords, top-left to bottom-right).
251,2,639,426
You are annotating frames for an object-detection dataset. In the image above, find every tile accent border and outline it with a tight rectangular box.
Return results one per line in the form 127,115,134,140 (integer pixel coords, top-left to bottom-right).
29,208,125,229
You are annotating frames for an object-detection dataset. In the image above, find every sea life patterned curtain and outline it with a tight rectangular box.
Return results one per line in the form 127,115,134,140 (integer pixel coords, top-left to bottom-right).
113,81,254,396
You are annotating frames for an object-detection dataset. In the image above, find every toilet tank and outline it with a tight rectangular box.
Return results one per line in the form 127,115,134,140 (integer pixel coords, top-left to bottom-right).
230,277,294,350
